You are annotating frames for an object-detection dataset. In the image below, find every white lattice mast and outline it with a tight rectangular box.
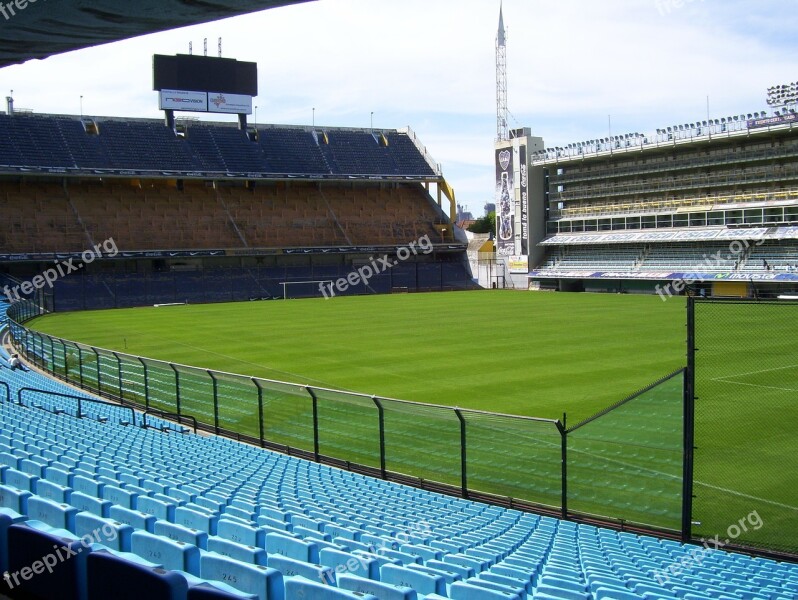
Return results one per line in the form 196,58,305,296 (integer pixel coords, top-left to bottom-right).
496,4,509,141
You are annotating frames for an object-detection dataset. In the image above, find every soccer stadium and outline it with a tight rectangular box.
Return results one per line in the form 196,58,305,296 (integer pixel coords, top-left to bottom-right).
0,2,796,600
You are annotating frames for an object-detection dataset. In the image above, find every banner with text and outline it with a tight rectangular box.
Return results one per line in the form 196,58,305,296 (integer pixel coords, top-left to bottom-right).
519,144,528,256
496,147,515,257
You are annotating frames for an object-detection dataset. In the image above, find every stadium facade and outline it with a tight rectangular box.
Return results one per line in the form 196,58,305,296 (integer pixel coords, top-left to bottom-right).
497,113,798,297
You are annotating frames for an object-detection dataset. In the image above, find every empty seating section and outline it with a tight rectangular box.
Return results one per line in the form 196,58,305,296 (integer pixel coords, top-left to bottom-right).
639,243,740,272
257,128,330,175
319,131,395,175
553,187,798,220
185,126,268,173
543,246,643,272
0,114,437,178
50,262,473,310
68,181,241,251
0,180,445,252
0,182,88,253
548,136,798,222
0,308,795,599
540,242,798,274
742,241,798,273
97,120,198,172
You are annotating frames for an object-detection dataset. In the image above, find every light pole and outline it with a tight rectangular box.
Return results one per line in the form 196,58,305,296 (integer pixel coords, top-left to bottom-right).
80,95,83,117
312,107,315,127
370,111,374,132
254,105,257,124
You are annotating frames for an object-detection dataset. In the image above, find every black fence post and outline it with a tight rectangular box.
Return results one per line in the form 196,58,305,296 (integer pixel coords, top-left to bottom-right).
59,339,68,381
682,297,697,542
306,387,319,462
372,397,386,479
252,378,265,448
28,332,37,368
48,336,55,374
30,333,39,369
454,408,467,499
139,357,150,410
38,333,46,369
26,330,33,363
112,352,124,404
208,370,219,434
170,363,181,417
560,413,568,520
76,344,84,389
92,348,102,396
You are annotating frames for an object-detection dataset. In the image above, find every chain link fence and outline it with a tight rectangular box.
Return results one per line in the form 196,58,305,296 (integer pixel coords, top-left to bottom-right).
690,298,798,556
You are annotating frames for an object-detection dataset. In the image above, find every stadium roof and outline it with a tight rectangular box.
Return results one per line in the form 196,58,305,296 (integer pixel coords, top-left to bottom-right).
0,0,312,69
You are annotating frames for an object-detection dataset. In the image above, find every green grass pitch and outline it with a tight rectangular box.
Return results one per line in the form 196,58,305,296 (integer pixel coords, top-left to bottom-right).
29,290,686,422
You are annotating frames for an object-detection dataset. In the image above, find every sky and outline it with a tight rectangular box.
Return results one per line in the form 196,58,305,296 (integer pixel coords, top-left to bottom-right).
0,0,797,216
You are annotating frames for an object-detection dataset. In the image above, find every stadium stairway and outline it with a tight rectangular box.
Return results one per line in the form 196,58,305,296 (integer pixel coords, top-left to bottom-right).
0,306,797,599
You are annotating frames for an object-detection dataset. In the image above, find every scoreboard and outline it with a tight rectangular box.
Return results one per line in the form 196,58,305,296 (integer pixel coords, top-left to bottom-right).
153,54,257,115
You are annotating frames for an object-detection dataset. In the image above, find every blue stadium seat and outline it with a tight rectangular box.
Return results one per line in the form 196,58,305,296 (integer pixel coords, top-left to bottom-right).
26,495,79,531
102,484,139,509
337,572,418,600
0,507,26,574
381,563,447,597
207,536,268,566
0,483,32,513
200,553,283,600
176,505,220,535
6,520,89,600
217,518,266,548
86,547,187,600
155,520,211,550
73,475,106,498
283,577,379,600
449,580,523,600
74,511,134,552
138,495,177,522
181,569,258,599
265,531,320,563
70,491,113,517
266,555,335,587
35,478,73,503
319,548,380,581
3,466,39,492
131,529,202,575
109,504,158,532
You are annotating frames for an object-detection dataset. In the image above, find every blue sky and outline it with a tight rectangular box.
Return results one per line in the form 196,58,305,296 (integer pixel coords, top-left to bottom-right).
1,0,796,215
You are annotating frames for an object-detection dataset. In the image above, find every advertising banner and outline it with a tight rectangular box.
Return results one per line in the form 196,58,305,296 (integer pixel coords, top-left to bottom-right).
496,147,515,257
208,92,253,114
159,89,208,111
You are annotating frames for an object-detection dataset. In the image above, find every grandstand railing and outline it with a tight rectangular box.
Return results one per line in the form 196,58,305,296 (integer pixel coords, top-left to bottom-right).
16,387,136,425
7,299,694,543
